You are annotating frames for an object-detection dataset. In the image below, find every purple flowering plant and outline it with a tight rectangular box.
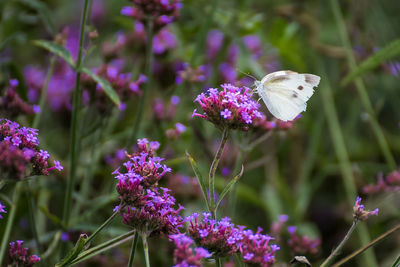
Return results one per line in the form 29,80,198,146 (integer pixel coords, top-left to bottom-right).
1,1,400,267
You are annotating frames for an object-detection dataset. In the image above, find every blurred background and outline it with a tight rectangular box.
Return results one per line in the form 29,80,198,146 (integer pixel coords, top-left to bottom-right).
0,0,399,266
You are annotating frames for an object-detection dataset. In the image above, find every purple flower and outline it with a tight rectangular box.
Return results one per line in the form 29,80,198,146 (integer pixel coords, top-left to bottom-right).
0,201,6,219
243,35,263,59
170,233,210,267
9,240,40,266
0,119,62,179
153,28,177,54
206,30,224,61
362,170,400,194
287,226,320,256
353,196,379,221
193,84,264,131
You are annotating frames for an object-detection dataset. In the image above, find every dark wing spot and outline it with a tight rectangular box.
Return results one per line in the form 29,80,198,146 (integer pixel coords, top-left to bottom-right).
298,85,303,90
284,70,297,75
292,93,298,98
305,74,318,84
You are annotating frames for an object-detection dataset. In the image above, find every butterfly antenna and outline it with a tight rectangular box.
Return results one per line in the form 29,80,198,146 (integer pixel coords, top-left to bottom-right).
236,68,257,81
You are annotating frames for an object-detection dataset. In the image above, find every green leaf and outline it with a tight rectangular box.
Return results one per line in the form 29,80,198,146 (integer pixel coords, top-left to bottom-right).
56,234,88,267
215,165,244,210
185,151,209,209
81,68,121,107
342,38,400,85
392,255,400,267
39,205,64,229
18,0,56,35
33,40,75,69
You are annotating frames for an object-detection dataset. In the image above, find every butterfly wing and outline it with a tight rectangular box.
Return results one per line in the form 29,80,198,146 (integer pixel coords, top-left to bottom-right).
258,71,320,121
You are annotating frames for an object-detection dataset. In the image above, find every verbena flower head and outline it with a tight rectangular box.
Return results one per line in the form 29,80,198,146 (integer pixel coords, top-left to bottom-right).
186,213,243,257
153,95,180,121
166,123,187,139
170,233,211,267
0,201,6,219
9,240,40,266
121,187,184,237
353,196,379,221
176,64,207,84
362,170,400,194
121,0,182,30
287,226,320,256
238,227,279,267
0,79,37,119
193,84,264,131
0,119,63,179
270,214,289,238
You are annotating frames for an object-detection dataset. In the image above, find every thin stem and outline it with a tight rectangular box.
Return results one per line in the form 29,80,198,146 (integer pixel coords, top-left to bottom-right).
216,258,222,267
127,231,139,267
129,16,154,144
0,182,23,266
32,55,57,129
84,210,119,246
142,235,150,267
25,182,42,253
330,0,396,170
62,0,90,228
331,223,400,267
209,128,229,218
320,220,359,267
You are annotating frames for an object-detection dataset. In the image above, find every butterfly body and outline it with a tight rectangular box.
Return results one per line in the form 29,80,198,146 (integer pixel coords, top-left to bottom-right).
254,70,320,121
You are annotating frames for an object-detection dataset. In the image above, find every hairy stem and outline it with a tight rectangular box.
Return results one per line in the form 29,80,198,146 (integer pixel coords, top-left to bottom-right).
0,182,22,266
62,0,90,228
209,128,229,218
128,232,139,267
320,220,358,267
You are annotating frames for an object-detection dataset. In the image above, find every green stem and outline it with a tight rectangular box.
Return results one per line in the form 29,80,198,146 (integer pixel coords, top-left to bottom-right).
318,61,377,267
84,210,119,246
209,128,229,219
142,235,150,267
129,16,154,144
0,182,23,266
25,182,42,253
330,0,396,170
320,220,359,267
62,0,90,229
216,258,222,267
127,232,139,267
331,223,400,267
32,55,57,129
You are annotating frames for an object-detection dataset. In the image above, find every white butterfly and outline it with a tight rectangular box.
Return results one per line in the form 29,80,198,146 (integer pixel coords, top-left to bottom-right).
254,70,320,122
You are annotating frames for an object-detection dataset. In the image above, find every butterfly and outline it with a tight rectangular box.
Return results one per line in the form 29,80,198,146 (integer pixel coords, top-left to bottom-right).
254,70,321,122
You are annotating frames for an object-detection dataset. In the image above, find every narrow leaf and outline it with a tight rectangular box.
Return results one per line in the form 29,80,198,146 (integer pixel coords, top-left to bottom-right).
185,151,209,208
81,68,121,107
342,38,400,85
391,255,400,267
33,40,75,69
39,205,64,229
56,234,88,267
215,165,244,210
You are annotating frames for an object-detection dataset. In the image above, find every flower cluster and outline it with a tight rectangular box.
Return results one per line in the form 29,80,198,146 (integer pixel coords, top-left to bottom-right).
153,95,180,121
362,170,400,194
270,214,289,239
169,233,210,267
0,201,6,219
81,64,146,112
115,138,183,237
186,213,243,257
121,187,184,237
0,79,38,119
239,228,280,267
353,196,379,221
9,240,40,267
193,84,264,131
121,0,182,30
0,119,63,179
287,226,320,256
